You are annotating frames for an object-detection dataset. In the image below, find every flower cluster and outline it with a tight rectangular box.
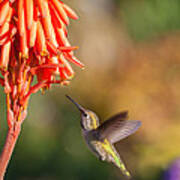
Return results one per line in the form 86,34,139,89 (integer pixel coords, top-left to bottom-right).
0,0,83,126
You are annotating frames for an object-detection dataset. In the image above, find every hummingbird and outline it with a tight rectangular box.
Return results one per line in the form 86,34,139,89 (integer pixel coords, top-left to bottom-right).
66,95,141,179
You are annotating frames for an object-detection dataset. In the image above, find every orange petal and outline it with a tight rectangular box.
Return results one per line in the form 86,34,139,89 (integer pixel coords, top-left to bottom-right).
36,0,49,18
36,21,47,56
59,46,79,52
0,24,16,45
46,40,58,55
58,65,68,80
55,28,69,46
0,6,13,37
0,0,10,26
59,54,74,78
19,1,28,58
37,0,58,47
6,6,13,22
63,3,78,20
29,21,37,47
64,53,84,68
20,30,29,59
0,25,16,46
49,2,62,28
0,33,9,45
20,33,29,59
59,21,68,37
0,22,10,38
18,0,25,36
51,0,69,25
33,6,39,21
0,40,11,70
25,0,34,30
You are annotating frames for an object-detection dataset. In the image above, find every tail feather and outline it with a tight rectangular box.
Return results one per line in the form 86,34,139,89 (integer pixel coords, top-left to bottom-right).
115,158,132,179
100,140,132,179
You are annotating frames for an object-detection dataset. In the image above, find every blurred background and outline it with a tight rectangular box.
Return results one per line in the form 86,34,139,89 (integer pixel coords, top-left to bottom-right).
1,0,180,179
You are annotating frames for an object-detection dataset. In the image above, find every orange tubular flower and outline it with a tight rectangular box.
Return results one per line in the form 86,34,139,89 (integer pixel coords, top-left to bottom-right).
0,0,84,127
0,1,83,177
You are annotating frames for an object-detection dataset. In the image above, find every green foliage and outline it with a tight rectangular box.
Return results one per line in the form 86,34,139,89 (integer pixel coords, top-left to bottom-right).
115,0,180,41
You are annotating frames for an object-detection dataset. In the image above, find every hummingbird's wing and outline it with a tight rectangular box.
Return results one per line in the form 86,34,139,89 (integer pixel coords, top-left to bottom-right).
94,112,141,144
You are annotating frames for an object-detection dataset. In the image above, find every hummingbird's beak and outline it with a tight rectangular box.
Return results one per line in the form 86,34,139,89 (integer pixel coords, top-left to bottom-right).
66,95,86,113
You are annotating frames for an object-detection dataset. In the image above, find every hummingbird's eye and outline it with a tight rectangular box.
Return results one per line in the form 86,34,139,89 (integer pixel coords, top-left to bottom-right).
83,112,89,118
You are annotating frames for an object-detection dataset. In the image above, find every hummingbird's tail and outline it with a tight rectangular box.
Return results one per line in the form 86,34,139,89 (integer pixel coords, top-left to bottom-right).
104,141,132,179
114,158,132,179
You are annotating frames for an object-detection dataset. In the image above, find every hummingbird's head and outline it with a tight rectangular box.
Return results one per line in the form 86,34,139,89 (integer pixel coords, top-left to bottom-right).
66,95,99,130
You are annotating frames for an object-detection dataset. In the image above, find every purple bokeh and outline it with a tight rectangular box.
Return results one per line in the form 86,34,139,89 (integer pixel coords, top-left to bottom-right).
164,158,180,180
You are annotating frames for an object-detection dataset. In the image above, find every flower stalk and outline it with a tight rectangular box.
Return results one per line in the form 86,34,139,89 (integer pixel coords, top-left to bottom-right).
0,120,22,179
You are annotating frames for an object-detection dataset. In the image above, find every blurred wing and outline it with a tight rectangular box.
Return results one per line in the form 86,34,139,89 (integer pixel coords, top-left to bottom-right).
108,120,141,144
95,112,141,144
